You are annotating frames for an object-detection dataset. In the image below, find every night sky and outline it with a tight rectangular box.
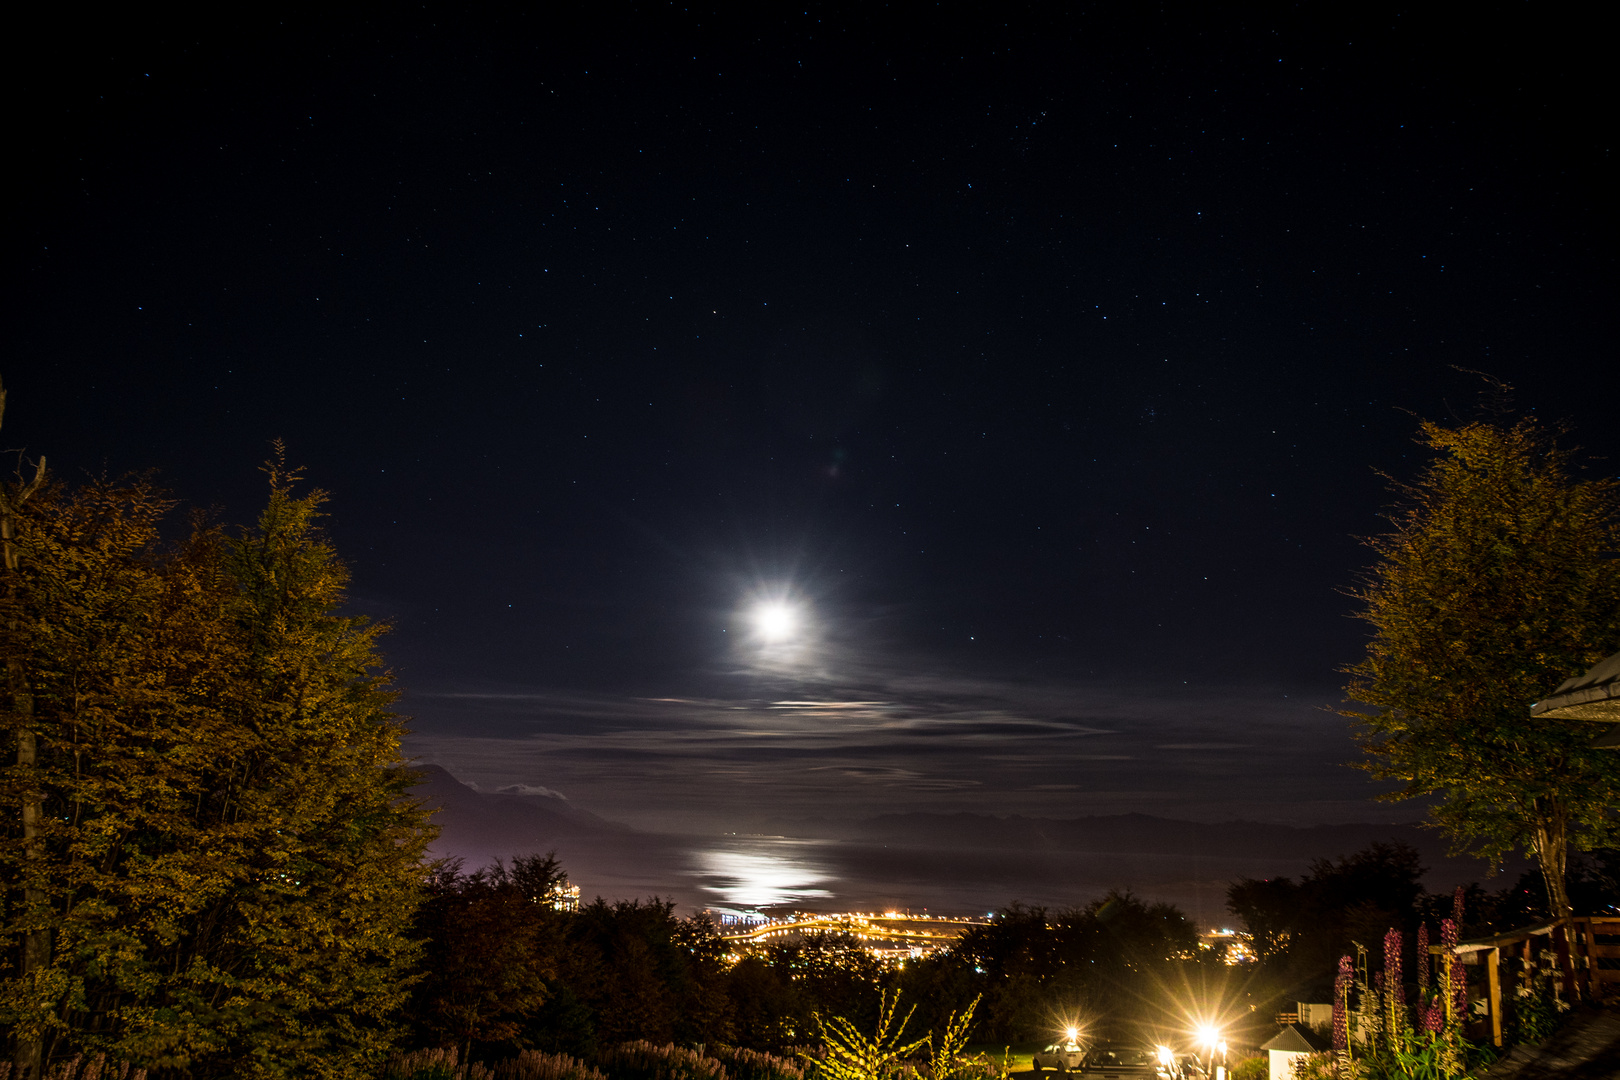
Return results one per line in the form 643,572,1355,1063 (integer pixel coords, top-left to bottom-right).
7,5,1615,910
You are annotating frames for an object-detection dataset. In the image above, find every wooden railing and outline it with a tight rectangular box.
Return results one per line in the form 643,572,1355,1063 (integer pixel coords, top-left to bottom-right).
1572,916,1620,995
1449,916,1620,1047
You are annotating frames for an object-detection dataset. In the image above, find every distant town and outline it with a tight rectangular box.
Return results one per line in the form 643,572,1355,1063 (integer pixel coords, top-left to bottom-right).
713,910,992,960
707,909,1260,965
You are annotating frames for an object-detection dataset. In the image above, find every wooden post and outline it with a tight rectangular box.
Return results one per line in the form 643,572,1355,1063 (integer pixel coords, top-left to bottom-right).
1554,922,1577,1000
1573,918,1586,1000
1575,918,1598,1000
1486,947,1502,1048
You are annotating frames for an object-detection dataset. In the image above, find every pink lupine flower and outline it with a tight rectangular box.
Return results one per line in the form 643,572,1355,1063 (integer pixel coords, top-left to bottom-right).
1416,924,1429,993
1451,919,1464,1023
1385,927,1405,1031
1334,954,1353,1051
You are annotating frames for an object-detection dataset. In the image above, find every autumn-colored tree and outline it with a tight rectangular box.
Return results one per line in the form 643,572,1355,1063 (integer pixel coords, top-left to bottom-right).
167,463,436,1075
0,430,434,1077
1344,414,1620,919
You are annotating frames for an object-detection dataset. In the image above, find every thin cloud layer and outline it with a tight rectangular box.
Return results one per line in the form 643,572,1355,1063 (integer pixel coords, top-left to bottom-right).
404,665,1383,834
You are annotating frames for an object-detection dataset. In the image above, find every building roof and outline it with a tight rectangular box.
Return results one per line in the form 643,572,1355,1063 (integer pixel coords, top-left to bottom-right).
1261,1025,1330,1053
1531,650,1620,722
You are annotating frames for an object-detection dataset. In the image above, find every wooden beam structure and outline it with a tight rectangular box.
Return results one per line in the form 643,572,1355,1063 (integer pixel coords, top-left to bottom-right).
1449,916,1620,1045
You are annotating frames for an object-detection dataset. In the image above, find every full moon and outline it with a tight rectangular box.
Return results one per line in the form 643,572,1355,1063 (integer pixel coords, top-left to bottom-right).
753,602,797,642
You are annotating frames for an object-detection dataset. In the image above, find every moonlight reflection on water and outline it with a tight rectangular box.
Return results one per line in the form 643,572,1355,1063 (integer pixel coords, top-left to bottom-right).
692,838,834,913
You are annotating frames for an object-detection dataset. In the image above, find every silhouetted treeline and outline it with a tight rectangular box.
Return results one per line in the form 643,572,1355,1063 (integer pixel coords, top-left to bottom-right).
405,855,891,1058
1224,841,1620,1007
924,893,1205,1043
407,855,729,1059
401,842,1620,1065
401,865,1240,1061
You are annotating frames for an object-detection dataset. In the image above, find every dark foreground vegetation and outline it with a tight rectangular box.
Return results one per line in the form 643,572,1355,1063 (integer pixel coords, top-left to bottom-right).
390,842,1619,1071
4,400,1616,1078
0,431,431,1075
405,857,1207,1059
11,831,1606,1078
1227,842,1620,1005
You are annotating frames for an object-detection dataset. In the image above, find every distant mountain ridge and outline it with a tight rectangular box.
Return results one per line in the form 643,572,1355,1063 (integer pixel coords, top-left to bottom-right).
410,766,1506,905
415,763,1456,865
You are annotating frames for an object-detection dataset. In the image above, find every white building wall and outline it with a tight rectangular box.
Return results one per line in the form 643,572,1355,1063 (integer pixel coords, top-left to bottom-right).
1267,1049,1309,1080
1296,1003,1333,1029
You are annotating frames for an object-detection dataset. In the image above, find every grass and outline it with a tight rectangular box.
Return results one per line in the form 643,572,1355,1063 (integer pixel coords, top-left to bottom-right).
962,1042,1047,1075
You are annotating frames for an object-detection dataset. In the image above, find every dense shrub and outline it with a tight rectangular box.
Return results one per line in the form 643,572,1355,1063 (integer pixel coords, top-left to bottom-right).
1227,1056,1266,1080
383,1047,472,1080
383,1046,492,1079
386,1043,801,1080
595,1042,728,1080
1284,1053,1335,1080
493,1050,611,1080
709,1045,808,1080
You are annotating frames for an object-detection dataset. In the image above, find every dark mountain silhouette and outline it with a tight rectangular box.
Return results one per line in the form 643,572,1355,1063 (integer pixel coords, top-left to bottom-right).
412,764,631,869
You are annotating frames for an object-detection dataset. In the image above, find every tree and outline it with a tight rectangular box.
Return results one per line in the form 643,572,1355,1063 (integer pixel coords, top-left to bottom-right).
949,893,1200,1043
559,897,730,1048
1344,413,1620,919
1228,843,1429,1003
0,470,171,1076
0,377,49,1077
1,449,434,1077
1225,877,1300,964
408,854,567,1059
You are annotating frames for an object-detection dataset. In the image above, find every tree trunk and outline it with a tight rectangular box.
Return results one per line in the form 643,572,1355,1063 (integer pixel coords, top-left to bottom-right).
1533,800,1574,921
1533,799,1581,1001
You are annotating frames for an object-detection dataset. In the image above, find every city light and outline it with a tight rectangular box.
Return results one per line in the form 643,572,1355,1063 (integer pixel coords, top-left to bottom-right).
1199,927,1257,964
713,909,990,963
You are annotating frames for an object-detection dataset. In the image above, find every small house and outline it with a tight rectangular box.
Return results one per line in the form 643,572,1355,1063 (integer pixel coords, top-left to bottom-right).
1259,1024,1330,1080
